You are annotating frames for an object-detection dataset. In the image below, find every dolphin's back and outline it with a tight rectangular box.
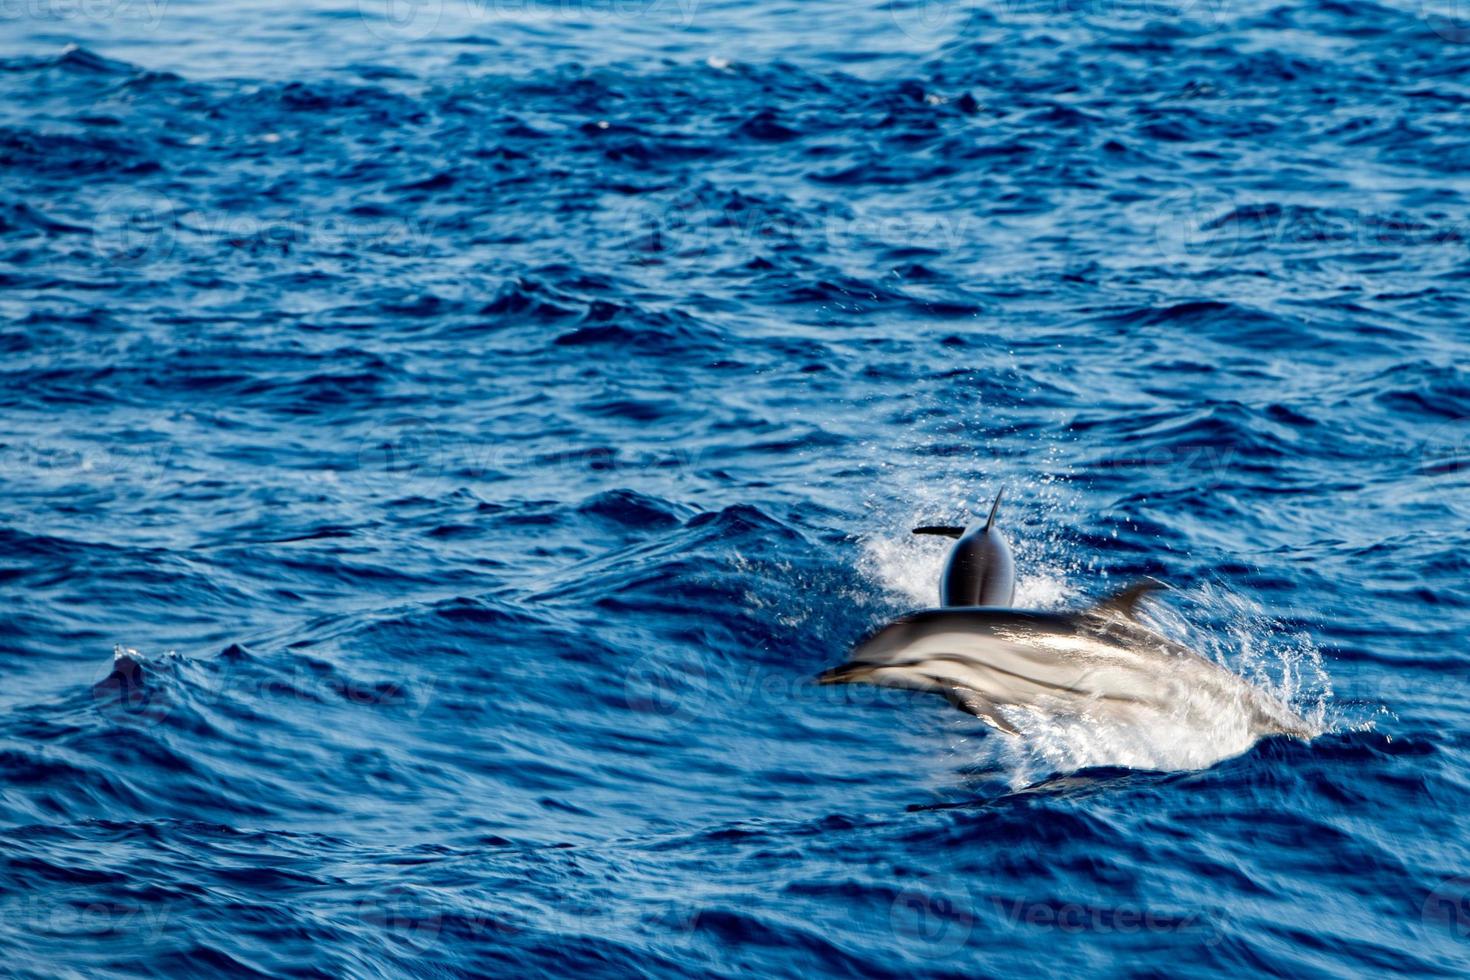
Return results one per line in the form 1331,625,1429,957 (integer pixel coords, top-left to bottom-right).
941,489,1014,607
940,530,1015,607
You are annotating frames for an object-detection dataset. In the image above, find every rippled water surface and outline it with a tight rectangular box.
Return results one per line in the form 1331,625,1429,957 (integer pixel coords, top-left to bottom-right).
3,0,1469,975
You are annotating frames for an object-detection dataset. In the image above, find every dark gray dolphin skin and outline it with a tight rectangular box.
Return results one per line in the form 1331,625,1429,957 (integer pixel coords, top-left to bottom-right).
913,488,1014,607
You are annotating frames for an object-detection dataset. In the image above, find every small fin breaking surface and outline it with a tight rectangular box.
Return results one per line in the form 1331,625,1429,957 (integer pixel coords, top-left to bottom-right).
1086,578,1167,620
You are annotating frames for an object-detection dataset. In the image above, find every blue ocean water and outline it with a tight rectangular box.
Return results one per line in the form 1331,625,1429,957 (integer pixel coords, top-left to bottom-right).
3,0,1469,974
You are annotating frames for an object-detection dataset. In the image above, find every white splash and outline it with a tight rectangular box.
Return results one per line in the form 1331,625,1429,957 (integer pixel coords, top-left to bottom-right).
854,473,1078,612
986,681,1287,786
856,530,948,608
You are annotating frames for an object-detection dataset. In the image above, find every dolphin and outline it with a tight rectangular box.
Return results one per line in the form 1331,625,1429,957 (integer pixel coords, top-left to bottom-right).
822,499,1312,745
913,487,1014,607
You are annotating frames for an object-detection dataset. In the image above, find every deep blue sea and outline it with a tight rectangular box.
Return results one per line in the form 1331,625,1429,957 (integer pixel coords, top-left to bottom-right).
2,0,1469,975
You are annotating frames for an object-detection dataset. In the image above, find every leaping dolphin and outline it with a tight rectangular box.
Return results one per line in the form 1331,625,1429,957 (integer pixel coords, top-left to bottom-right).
822,495,1312,747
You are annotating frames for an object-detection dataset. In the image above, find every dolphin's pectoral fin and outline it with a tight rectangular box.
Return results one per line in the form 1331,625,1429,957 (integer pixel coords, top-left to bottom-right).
1087,577,1167,620
912,525,966,538
942,687,1022,736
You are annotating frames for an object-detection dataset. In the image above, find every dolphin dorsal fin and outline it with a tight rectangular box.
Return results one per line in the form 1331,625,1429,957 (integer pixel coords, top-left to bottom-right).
1088,578,1167,619
912,486,1007,540
912,525,966,538
984,486,1005,532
